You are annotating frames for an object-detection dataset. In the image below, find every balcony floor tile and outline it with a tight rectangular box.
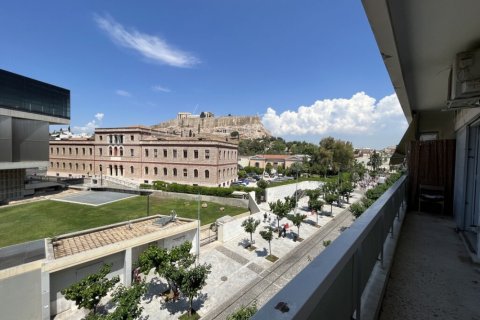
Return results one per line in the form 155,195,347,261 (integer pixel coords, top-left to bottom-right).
380,212,480,320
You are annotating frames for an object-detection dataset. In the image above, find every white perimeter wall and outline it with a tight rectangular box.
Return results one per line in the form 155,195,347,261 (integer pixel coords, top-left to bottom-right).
265,181,323,203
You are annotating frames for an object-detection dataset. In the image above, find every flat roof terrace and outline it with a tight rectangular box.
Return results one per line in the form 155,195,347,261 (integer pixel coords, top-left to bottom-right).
51,215,189,259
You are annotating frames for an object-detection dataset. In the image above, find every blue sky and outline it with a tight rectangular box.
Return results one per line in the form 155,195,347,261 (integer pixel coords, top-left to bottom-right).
0,1,407,148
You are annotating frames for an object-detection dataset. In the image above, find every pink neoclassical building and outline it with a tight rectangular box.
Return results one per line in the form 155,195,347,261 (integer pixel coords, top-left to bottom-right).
48,126,239,187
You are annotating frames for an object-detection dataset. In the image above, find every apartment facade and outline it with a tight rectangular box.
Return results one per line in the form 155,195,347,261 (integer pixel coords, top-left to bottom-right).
0,69,70,202
49,127,239,187
248,154,306,170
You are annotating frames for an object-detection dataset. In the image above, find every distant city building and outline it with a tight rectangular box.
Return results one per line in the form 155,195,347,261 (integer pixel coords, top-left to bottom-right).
48,126,239,187
0,69,70,202
248,154,307,170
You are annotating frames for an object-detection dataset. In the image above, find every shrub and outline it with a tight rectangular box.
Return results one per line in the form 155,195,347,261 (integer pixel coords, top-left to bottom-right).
349,202,366,218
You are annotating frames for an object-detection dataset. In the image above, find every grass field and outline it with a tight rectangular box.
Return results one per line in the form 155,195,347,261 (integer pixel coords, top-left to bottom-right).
0,195,247,248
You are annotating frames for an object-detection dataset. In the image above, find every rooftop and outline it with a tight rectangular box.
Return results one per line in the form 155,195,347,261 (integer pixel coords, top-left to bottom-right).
51,216,188,259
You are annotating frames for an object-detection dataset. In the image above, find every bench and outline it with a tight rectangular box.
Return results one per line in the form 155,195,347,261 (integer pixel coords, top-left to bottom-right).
418,184,445,215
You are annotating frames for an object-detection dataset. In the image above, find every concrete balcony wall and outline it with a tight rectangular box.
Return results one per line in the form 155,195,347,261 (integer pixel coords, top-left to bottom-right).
254,175,407,319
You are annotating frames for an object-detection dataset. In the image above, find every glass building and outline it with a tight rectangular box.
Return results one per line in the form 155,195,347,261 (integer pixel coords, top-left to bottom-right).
0,69,70,202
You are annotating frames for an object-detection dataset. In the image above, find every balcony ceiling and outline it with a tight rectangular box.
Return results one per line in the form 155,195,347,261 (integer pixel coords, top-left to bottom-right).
362,0,480,123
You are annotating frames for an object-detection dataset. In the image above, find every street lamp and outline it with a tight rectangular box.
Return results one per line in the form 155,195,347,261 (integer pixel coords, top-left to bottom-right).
294,169,299,215
191,184,201,262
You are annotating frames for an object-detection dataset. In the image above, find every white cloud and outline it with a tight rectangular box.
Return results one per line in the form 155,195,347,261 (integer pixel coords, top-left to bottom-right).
73,113,104,135
94,14,199,68
152,85,171,93
94,112,104,121
116,89,131,97
262,92,406,137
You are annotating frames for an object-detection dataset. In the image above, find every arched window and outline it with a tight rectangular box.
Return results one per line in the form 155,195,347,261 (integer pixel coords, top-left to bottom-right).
114,147,118,156
109,147,112,156
163,168,167,176
154,167,158,175
75,163,78,171
205,170,210,179
145,167,149,175
120,147,124,156
130,166,134,174
194,169,198,178
173,168,178,176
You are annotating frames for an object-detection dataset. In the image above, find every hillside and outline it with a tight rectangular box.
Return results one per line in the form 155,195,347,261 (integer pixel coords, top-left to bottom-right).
153,113,271,140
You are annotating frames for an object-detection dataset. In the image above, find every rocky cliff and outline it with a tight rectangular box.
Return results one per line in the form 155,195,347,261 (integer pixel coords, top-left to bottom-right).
153,115,271,140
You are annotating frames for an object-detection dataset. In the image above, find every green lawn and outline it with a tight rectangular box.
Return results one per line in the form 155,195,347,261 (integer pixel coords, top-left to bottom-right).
0,196,247,248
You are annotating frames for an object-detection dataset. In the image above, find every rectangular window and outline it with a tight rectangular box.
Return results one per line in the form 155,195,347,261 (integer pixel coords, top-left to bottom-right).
131,135,134,141
69,148,72,155
99,148,103,156
89,148,93,155
75,148,78,155
163,149,167,157
99,135,103,141
194,150,199,159
89,164,93,171
154,149,158,158
183,150,188,158
205,150,210,159
145,149,149,157
173,150,177,158
183,169,188,177
130,149,134,157
82,148,85,155
50,147,53,154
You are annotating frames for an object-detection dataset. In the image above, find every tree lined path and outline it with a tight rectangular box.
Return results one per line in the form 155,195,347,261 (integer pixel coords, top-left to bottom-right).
202,207,354,320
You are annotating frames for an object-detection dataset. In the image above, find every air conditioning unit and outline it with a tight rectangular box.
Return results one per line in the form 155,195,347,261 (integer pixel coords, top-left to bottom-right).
450,49,480,101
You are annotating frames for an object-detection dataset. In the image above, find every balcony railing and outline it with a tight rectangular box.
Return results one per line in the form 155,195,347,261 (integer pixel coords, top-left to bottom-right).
253,175,407,320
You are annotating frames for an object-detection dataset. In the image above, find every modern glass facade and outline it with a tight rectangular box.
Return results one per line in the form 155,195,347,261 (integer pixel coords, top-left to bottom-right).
0,69,70,120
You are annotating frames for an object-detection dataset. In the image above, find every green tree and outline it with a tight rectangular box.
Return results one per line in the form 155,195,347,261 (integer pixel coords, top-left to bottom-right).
265,163,273,175
227,302,258,320
242,217,261,245
288,214,307,239
368,150,382,172
137,242,195,297
259,227,274,256
61,264,120,316
108,281,147,320
238,170,247,179
230,131,239,138
339,180,354,203
257,179,268,189
269,199,290,230
324,193,337,215
178,263,212,316
349,202,366,218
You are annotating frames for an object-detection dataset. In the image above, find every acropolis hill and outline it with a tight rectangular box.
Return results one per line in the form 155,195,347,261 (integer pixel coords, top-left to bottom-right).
152,112,272,140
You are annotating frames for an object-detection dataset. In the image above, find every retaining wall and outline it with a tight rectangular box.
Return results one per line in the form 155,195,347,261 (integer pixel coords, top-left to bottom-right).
265,181,324,203
151,190,249,208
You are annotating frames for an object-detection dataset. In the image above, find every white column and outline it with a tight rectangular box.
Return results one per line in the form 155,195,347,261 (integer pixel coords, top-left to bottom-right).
41,271,50,320
124,248,132,287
